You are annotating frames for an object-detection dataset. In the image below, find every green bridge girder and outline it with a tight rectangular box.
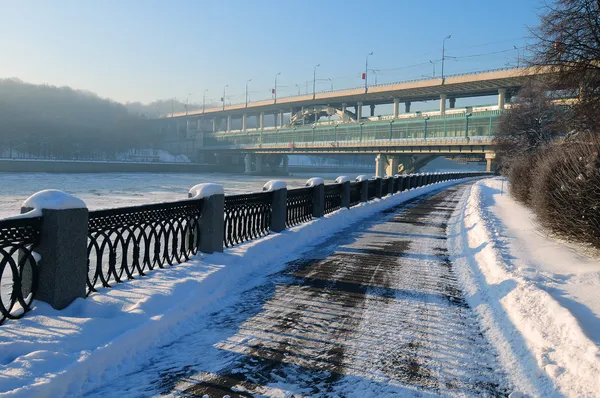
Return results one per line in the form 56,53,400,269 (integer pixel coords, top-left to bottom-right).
203,110,501,149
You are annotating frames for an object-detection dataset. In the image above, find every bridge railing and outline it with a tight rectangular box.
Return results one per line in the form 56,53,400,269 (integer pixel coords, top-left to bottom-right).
1,171,493,325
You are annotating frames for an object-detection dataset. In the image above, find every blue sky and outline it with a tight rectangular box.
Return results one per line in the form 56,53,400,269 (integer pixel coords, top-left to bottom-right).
0,0,543,104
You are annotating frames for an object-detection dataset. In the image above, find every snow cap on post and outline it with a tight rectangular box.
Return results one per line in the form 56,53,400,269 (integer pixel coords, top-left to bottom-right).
22,189,87,211
263,180,287,192
355,175,369,182
305,177,324,187
188,183,224,199
335,176,351,183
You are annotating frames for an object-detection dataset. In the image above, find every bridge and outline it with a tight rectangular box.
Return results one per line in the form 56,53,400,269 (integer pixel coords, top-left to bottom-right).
156,67,551,174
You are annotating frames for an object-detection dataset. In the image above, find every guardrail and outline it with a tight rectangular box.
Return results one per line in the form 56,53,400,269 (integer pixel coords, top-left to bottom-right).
1,171,492,325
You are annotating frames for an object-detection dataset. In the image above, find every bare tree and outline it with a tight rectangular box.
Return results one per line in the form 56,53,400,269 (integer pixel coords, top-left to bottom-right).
529,0,600,132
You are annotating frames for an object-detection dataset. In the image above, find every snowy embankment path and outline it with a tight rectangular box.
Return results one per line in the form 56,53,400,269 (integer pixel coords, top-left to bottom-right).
448,177,600,397
0,178,499,398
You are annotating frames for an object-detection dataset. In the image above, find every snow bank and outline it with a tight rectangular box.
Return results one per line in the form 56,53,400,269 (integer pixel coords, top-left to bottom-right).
335,176,351,183
22,190,87,210
448,177,600,397
305,177,324,186
355,175,369,182
188,183,224,199
262,180,286,191
0,177,478,397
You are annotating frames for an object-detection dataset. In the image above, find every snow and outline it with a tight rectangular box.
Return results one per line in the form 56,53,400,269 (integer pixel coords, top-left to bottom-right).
262,180,287,191
448,177,600,397
0,177,477,397
21,189,87,211
305,177,324,186
188,183,224,199
355,175,369,182
335,176,351,183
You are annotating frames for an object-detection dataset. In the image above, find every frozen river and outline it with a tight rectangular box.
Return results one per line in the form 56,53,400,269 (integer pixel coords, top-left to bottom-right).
0,172,342,219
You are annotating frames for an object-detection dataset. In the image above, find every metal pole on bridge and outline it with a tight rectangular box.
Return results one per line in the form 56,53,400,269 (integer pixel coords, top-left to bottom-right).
442,35,451,79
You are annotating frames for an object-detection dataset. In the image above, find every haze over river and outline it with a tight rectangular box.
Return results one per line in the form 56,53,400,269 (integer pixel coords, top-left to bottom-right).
0,172,345,219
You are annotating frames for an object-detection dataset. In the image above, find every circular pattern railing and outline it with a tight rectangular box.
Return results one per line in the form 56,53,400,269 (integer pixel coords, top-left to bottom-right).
224,191,273,247
86,199,204,295
0,217,41,325
286,187,314,228
324,184,342,214
349,182,362,207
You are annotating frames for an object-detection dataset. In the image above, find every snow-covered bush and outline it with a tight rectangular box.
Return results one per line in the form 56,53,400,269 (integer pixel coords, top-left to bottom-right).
507,155,536,204
530,136,600,249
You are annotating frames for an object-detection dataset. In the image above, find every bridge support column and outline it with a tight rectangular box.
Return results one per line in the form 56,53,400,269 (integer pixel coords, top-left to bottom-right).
449,98,456,109
197,119,201,130
370,104,375,117
440,94,447,115
405,101,411,113
393,98,400,118
242,113,247,131
498,88,506,110
356,102,363,121
244,153,253,174
279,110,284,127
386,156,400,177
341,102,347,121
485,152,497,172
212,119,217,132
375,154,386,178
255,154,263,173
282,154,289,174
226,116,231,132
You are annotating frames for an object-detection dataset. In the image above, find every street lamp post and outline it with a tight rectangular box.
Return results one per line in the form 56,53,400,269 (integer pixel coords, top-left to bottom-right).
274,72,281,104
514,45,520,68
369,69,379,85
430,60,435,77
185,93,191,116
442,35,451,79
222,85,228,110
365,52,373,92
203,89,208,113
328,78,333,91
245,79,252,107
295,84,301,95
313,64,320,99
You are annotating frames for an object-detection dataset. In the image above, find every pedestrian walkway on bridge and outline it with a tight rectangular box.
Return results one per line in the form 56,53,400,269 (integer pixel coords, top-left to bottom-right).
86,183,508,397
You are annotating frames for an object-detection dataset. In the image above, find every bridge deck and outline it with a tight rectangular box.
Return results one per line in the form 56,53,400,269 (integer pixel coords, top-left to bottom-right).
88,183,507,397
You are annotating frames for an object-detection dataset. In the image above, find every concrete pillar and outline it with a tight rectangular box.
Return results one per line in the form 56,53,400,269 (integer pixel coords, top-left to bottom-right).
340,181,350,208
356,102,363,121
227,115,231,132
405,101,411,113
186,120,190,136
244,153,253,174
375,154,386,178
370,104,375,117
440,93,447,114
498,88,506,110
393,98,400,118
242,113,247,131
268,183,287,233
449,98,456,109
193,192,224,254
375,178,383,198
386,156,400,177
255,154,263,173
197,119,201,130
485,152,497,172
279,110,284,127
212,119,217,132
21,191,88,310
341,102,347,120
282,154,289,174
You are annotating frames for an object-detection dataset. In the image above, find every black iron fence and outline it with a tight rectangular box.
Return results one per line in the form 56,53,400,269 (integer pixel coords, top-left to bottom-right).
87,199,204,295
324,184,342,214
0,216,41,325
1,171,492,325
349,182,362,207
224,191,273,247
286,187,314,228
